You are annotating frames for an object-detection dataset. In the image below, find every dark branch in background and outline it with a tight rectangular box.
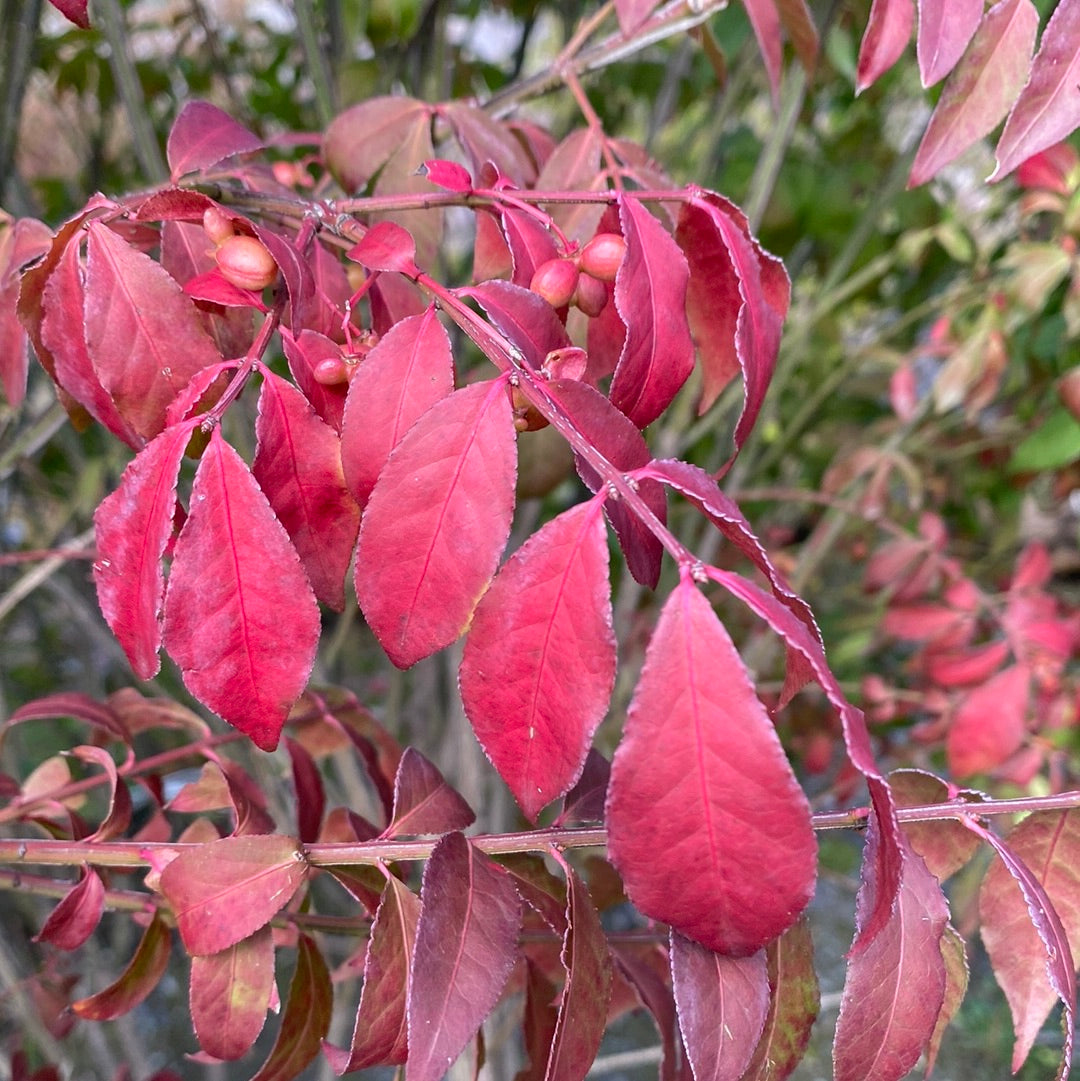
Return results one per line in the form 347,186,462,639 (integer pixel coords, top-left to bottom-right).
0,0,44,216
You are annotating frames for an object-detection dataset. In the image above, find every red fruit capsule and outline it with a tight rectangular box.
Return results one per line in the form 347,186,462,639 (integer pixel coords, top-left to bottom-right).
202,206,235,247
579,232,626,282
573,272,608,318
529,257,579,309
215,235,278,291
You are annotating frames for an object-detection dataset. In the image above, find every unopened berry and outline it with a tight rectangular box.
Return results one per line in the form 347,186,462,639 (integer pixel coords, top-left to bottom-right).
529,258,579,309
202,206,235,247
215,235,278,291
313,357,349,386
579,233,626,282
573,272,608,318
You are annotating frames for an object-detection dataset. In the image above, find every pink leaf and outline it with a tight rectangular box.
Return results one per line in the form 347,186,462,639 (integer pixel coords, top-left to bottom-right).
348,220,419,276
340,306,454,509
253,224,315,329
167,101,265,182
856,0,915,93
610,195,694,428
35,869,105,950
946,662,1030,778
908,0,1039,187
833,826,949,1081
671,932,769,1081
615,0,663,33
384,747,476,838
324,96,429,193
890,769,980,883
285,737,325,844
916,0,983,86
498,206,562,288
84,222,223,441
280,328,348,433
158,833,308,956
441,102,535,186
46,0,89,28
460,501,615,821
324,877,420,1073
190,926,274,1060
976,810,1079,1075
354,379,517,669
924,638,1011,687
93,419,196,679
465,279,571,370
71,744,133,841
606,579,817,955
534,129,606,243
72,911,171,1020
183,267,269,311
993,0,1080,180
162,429,321,751
0,217,52,406
249,933,332,1081
253,370,360,610
743,0,784,103
406,832,521,1081
422,158,473,192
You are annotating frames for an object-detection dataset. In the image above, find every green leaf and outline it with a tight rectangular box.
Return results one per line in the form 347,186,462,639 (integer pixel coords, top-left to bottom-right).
1010,407,1080,472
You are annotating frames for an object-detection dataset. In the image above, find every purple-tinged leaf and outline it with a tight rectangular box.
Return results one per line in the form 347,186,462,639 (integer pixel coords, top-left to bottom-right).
925,925,969,1077
497,853,568,937
71,745,132,842
993,0,1080,180
465,279,571,370
384,747,475,838
499,207,561,288
890,769,980,881
132,188,215,222
167,101,265,182
518,960,561,1081
325,877,420,1073
460,501,615,821
542,856,613,1081
557,748,610,826
249,933,332,1081
7,692,130,744
441,102,535,186
833,826,949,1081
159,834,308,956
253,370,360,610
93,419,197,679
607,579,817,955
285,737,325,844
340,306,454,508
975,810,1079,1076
534,129,606,243
162,429,320,751
856,0,915,94
348,220,420,276
743,0,784,102
917,0,983,86
740,918,819,1081
355,379,517,669
84,222,223,441
280,328,348,432
35,869,105,950
190,925,274,1060
72,911,171,1020
671,932,769,1081
324,97,429,193
611,945,679,1081
543,377,665,588
253,224,314,329
908,0,1039,187
406,832,521,1081
46,0,89,28
610,195,694,428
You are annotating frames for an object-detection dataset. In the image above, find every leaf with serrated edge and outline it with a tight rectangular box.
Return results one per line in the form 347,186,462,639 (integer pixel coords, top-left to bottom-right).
890,769,980,882
190,925,274,1060
607,579,816,955
917,0,983,86
856,0,915,93
355,379,517,669
460,501,615,821
671,931,769,1081
833,824,949,1081
159,834,307,956
72,911,171,1019
167,101,264,181
977,810,1079,1075
325,878,420,1073
162,429,320,751
406,832,521,1081
384,747,475,838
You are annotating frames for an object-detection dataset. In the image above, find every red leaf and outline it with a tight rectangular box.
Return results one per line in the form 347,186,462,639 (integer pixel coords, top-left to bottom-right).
916,0,983,86
190,925,274,1060
406,832,521,1081
542,856,613,1081
324,96,429,193
441,102,535,186
253,224,315,329
993,0,1080,180
183,267,269,311
740,918,819,1081
610,195,694,428
35,869,105,950
285,737,325,844
253,370,360,610
71,745,133,841
946,662,1029,778
557,748,610,826
776,0,820,74
611,945,679,1081
348,220,419,276
976,810,1080,1075
743,0,784,102
422,158,473,192
383,747,476,838
465,279,571,370
324,878,420,1073
280,328,348,433
340,306,454,509
72,911,171,1019
0,217,52,406
908,0,1039,188
498,206,561,288
158,833,308,956
166,101,265,182
926,925,969,1076
832,826,949,1081
534,129,606,244
93,419,196,679
670,932,769,1081
924,637,1010,687
249,933,332,1081
46,0,89,28
354,379,517,669
162,429,321,750
8,691,130,744
856,0,915,93
607,579,817,955
84,222,223,441
890,770,980,882
460,501,615,821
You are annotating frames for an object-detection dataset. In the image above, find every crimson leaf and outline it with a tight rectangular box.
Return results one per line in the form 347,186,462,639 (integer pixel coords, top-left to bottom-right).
166,100,265,181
